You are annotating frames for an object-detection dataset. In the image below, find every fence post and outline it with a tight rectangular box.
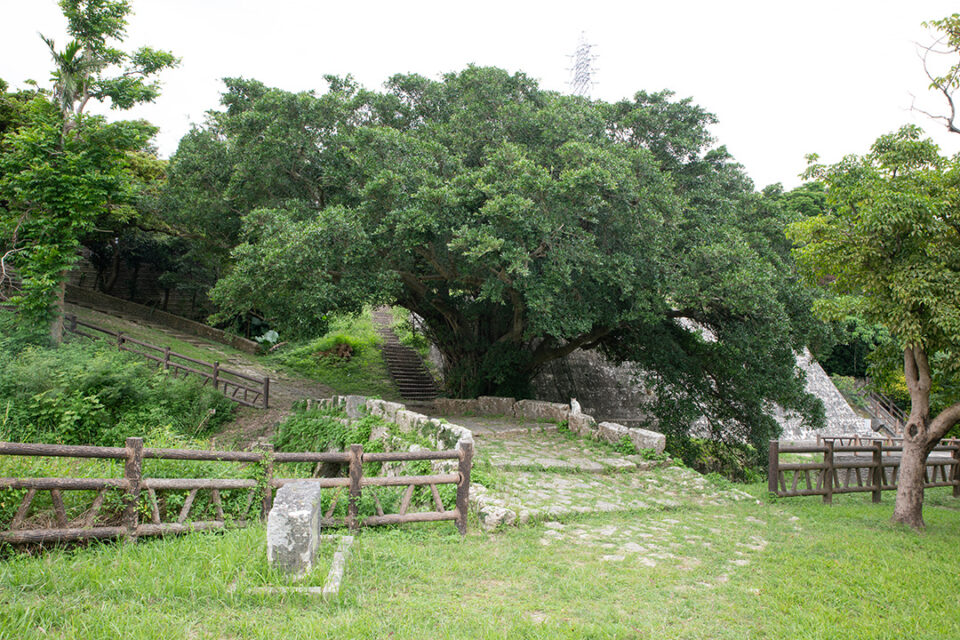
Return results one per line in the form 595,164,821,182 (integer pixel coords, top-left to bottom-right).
456,441,474,535
823,440,834,504
872,439,883,503
212,361,220,391
117,332,125,350
768,440,779,495
952,438,960,499
68,314,78,333
122,437,144,542
348,444,363,531
259,444,274,519
163,346,171,371
263,377,270,409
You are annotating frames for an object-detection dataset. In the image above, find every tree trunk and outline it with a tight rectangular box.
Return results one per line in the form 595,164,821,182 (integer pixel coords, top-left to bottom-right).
103,238,121,293
49,279,66,344
892,346,960,528
892,436,928,528
892,346,933,528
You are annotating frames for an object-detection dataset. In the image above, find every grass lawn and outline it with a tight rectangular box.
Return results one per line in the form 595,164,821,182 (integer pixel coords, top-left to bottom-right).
2,485,959,639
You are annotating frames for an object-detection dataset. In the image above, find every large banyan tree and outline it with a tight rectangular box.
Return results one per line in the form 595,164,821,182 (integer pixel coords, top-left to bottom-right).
172,66,826,450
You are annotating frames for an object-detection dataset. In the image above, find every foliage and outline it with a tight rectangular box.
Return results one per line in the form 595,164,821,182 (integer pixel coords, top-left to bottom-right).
270,310,396,398
186,67,826,451
666,437,760,483
789,125,960,525
830,375,870,413
0,334,234,446
612,436,639,456
272,410,381,453
390,307,432,361
0,0,176,336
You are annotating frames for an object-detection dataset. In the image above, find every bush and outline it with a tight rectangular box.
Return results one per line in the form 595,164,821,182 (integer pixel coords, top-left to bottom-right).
666,437,760,483
270,310,396,397
0,337,235,446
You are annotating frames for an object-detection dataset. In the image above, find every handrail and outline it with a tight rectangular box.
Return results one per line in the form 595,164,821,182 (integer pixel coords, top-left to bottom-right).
0,438,473,544
769,437,960,502
64,314,270,409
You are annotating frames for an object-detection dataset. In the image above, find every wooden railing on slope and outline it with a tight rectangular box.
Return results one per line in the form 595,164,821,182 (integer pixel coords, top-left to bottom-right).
0,439,473,545
64,314,270,409
768,438,960,503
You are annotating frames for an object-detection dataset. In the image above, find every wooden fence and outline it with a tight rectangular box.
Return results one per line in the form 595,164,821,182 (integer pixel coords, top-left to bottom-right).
0,438,473,544
768,438,960,502
64,314,270,409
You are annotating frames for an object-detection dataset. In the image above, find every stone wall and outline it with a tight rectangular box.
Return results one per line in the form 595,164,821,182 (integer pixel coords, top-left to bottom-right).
530,346,872,441
318,395,474,454
774,351,874,441
69,249,212,320
531,349,655,426
65,284,259,354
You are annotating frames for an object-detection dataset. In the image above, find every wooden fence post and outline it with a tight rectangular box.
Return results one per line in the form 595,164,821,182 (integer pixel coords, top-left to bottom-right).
117,332,125,350
259,444,274,519
68,314,77,333
823,440,834,504
263,377,270,409
122,437,144,542
768,440,779,495
872,439,883,503
348,444,363,531
163,346,171,371
952,438,960,499
456,441,473,535
212,361,220,391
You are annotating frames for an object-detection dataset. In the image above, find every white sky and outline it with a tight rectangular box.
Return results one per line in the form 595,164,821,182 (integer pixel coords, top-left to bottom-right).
2,0,959,189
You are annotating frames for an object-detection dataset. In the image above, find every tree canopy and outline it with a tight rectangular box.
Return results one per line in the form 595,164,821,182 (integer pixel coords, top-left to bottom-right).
182,66,826,453
0,0,176,339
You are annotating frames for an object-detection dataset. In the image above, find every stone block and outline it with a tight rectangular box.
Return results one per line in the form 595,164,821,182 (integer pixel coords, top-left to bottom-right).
626,426,666,454
344,395,366,419
478,396,515,415
597,421,630,445
394,410,423,433
569,412,597,436
267,481,324,577
365,399,386,418
380,401,404,423
433,398,480,415
478,504,517,531
597,421,665,454
513,399,570,423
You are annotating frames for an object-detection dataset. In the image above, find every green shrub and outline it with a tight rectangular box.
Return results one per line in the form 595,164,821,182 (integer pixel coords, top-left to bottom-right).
613,435,639,456
271,311,396,397
0,338,234,446
666,437,760,483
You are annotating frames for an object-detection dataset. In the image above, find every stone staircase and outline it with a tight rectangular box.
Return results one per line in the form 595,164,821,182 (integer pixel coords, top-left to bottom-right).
370,308,439,402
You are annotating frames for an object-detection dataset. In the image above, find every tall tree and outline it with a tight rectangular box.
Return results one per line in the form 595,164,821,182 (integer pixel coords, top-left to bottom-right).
0,0,176,341
206,67,825,454
789,126,960,528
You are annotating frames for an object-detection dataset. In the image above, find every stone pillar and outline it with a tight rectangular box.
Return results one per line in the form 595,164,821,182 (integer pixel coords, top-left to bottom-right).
267,482,324,577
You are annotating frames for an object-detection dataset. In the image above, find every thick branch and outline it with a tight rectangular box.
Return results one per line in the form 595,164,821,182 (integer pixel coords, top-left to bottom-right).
528,325,613,370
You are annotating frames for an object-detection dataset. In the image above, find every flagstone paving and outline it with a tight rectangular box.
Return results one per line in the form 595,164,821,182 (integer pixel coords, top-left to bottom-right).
470,428,757,529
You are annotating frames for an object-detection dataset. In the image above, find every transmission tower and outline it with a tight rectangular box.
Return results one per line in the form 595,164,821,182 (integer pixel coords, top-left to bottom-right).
568,32,597,97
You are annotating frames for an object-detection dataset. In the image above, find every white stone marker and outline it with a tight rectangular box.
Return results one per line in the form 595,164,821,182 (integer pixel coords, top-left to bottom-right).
266,481,323,577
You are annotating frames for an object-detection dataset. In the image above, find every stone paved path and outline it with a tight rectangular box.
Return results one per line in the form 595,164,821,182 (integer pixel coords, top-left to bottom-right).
467,425,756,529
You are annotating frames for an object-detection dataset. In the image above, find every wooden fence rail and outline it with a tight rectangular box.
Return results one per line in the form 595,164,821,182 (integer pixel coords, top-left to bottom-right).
64,314,270,409
0,438,473,544
768,437,960,503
